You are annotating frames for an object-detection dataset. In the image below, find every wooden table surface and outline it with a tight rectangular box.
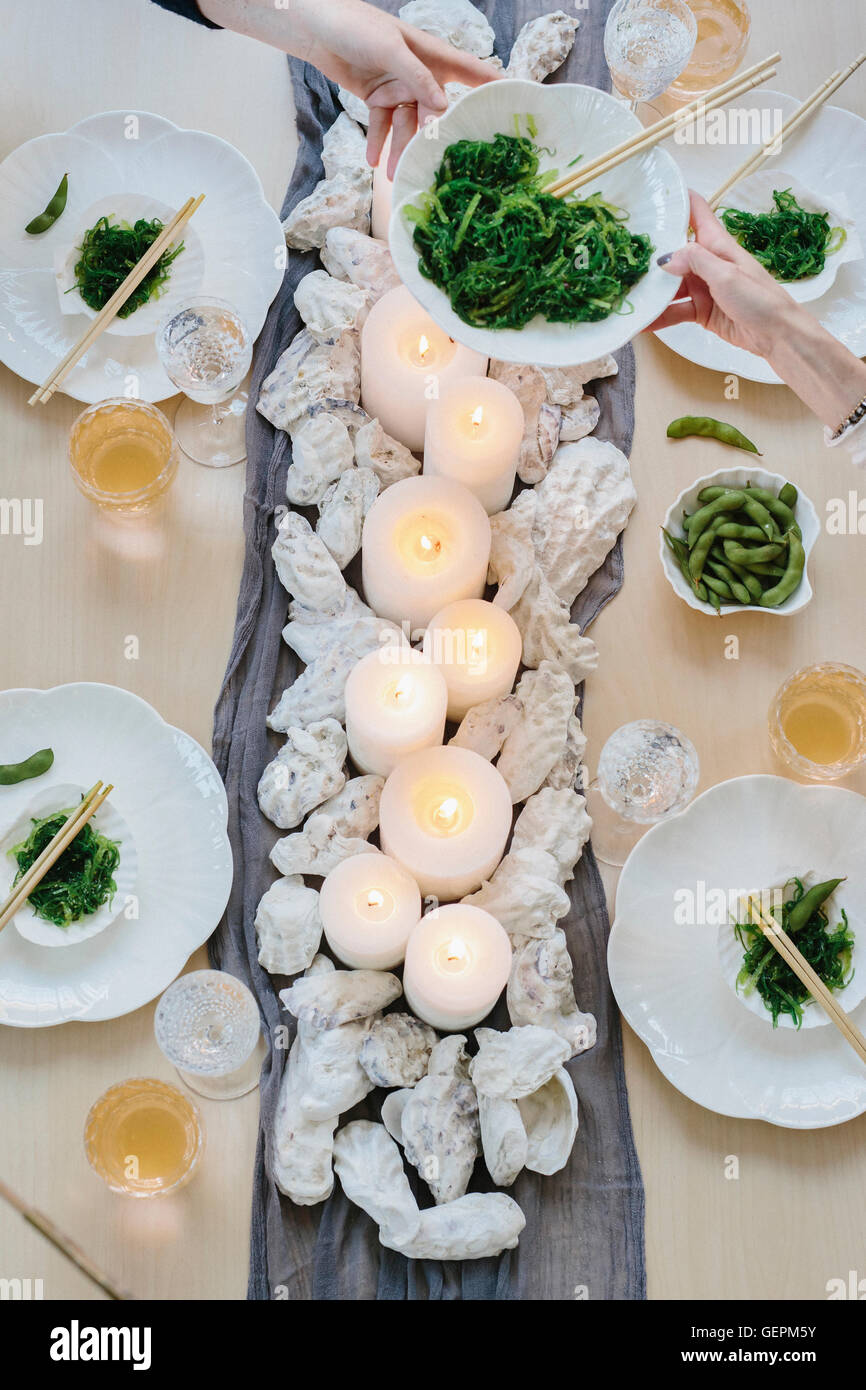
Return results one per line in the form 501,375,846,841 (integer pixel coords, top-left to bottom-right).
1,0,864,1302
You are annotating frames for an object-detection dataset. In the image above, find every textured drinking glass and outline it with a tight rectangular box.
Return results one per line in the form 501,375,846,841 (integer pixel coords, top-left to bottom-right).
154,969,265,1101
155,296,252,468
69,398,178,512
667,0,750,100
604,0,697,109
84,1078,204,1197
589,719,700,865
769,663,866,782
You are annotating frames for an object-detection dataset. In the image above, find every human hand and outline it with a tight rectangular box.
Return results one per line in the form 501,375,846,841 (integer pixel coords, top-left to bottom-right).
647,190,800,358
294,0,499,176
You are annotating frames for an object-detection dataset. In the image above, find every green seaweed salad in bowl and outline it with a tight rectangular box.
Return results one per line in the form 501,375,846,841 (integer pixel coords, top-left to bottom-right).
0,782,138,948
389,79,689,366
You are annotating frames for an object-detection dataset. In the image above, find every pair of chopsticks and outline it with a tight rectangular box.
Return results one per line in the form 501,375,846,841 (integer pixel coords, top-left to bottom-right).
0,780,113,933
27,193,205,407
746,895,866,1067
0,1178,131,1300
709,52,866,208
547,51,781,199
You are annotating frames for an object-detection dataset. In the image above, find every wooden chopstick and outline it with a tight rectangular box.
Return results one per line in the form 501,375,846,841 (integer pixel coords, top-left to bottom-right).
0,1178,132,1300
28,194,205,406
0,781,114,933
545,52,779,199
746,895,866,1066
709,55,866,209
550,63,778,199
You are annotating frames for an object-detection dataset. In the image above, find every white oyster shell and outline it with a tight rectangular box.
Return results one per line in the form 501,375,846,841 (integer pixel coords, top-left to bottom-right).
270,775,384,876
381,1087,412,1145
280,968,402,1031
316,467,380,568
359,1012,438,1088
509,567,599,682
272,512,346,610
283,599,401,667
488,361,556,483
511,787,592,886
286,411,355,505
517,1066,578,1175
508,928,597,1057
282,168,372,251
506,10,579,81
267,642,358,730
398,0,495,56
255,874,322,975
333,1121,420,1246
294,269,369,344
531,438,637,606
273,1071,337,1205
543,711,587,791
257,329,360,433
497,661,576,802
463,847,570,939
321,112,367,180
559,394,600,442
478,1093,527,1187
381,1192,525,1259
292,1015,377,1120
400,1035,480,1204
449,691,523,762
539,355,617,406
488,491,536,609
470,1024,571,1100
321,227,401,302
337,87,370,126
257,718,347,830
354,418,421,489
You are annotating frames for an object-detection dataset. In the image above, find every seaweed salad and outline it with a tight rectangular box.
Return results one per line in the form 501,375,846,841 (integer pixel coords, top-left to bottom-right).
721,187,846,281
406,129,654,330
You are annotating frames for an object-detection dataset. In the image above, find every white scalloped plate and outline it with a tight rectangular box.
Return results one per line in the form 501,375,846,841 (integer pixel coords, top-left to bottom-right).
0,684,232,1026
389,79,689,366
609,775,866,1127
0,111,283,402
659,465,820,617
655,92,866,383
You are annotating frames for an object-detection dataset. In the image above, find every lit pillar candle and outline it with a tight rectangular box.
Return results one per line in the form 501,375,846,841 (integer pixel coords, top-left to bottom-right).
371,131,393,240
345,646,448,776
423,598,522,723
320,850,422,969
378,744,512,901
361,475,491,633
423,376,524,514
360,284,487,452
402,904,512,1031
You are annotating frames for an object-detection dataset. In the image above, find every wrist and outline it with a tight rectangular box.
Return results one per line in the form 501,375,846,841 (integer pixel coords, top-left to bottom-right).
765,303,866,430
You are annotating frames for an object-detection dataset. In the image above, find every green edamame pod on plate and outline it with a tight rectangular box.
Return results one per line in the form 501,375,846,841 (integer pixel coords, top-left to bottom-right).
759,530,806,606
0,747,54,785
722,538,786,567
685,491,746,547
24,173,69,235
778,482,798,509
787,878,845,933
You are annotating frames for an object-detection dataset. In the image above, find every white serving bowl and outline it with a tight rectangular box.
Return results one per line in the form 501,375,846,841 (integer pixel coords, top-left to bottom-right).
660,464,820,617
0,782,137,948
389,79,689,366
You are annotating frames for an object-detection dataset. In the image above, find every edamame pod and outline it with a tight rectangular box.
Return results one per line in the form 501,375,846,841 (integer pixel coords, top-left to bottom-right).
685,491,746,548
787,878,845,933
24,173,69,235
0,747,54,785
667,416,761,454
778,482,798,509
722,538,786,567
758,531,806,607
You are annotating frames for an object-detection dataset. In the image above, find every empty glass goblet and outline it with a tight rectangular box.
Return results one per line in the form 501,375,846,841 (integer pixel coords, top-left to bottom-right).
156,296,252,468
587,718,700,866
154,969,266,1101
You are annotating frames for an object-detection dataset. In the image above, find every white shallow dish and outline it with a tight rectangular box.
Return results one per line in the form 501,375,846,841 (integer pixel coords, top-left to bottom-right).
660,464,820,617
655,92,866,383
389,78,689,366
0,782,138,948
609,775,866,1128
0,684,232,1027
0,110,283,402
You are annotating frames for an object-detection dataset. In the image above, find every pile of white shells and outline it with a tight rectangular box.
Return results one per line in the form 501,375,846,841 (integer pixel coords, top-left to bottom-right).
255,6,637,1262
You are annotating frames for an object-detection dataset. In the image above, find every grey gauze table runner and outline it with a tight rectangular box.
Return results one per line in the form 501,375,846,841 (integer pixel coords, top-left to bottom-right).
210,0,645,1301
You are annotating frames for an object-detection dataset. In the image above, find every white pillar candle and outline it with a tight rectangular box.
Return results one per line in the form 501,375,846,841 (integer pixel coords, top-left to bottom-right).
361,475,492,633
423,599,523,723
360,284,487,452
371,131,393,240
402,904,512,1031
345,645,448,776
320,850,421,969
423,376,524,515
379,744,512,902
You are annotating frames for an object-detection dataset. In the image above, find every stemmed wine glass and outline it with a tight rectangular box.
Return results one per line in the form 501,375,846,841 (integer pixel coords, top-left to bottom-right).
154,969,266,1101
604,0,697,113
156,296,252,468
587,719,700,866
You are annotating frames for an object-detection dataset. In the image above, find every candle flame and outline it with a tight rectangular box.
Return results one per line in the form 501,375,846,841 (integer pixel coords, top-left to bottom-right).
366,890,385,910
418,334,430,361
445,936,469,966
394,675,414,702
419,532,441,556
471,405,484,430
434,796,460,828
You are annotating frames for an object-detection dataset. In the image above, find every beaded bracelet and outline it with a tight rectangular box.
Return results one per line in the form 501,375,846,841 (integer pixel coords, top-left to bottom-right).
831,394,866,440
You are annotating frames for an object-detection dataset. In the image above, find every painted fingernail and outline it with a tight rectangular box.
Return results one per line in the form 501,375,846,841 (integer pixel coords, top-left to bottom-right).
656,252,673,266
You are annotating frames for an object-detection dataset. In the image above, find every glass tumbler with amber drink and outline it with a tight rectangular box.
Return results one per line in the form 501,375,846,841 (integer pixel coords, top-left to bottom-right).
84,1078,204,1197
69,398,178,512
769,663,866,781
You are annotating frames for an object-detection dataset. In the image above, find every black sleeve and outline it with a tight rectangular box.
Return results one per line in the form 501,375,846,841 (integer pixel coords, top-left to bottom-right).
149,0,222,28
